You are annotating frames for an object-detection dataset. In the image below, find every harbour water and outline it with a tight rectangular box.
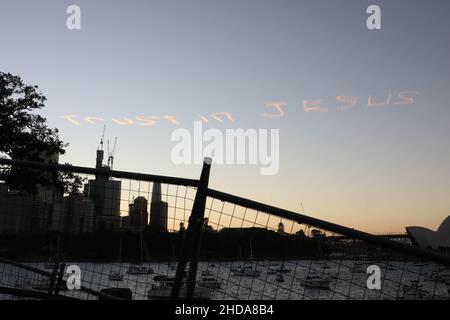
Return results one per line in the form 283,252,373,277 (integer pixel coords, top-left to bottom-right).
1,260,449,300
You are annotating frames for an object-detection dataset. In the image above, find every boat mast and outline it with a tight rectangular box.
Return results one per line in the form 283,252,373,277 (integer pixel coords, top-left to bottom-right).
119,235,122,271
48,238,53,263
139,231,143,265
56,233,61,263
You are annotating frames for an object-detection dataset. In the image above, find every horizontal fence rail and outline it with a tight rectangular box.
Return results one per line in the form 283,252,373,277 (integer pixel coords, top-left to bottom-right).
0,158,199,187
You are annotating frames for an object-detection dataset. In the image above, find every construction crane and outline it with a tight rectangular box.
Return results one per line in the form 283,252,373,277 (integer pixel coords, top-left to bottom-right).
99,124,106,151
107,137,118,170
96,125,106,168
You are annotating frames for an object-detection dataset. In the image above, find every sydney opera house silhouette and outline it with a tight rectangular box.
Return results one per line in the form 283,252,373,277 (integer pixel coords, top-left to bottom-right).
406,216,450,250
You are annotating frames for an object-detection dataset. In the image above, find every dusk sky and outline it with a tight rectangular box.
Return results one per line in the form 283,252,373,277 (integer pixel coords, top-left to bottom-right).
1,0,449,233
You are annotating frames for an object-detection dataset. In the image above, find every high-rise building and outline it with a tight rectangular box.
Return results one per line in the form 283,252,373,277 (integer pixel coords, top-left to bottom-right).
4,152,63,235
128,196,149,229
277,222,285,234
61,193,95,234
149,183,168,231
83,145,121,231
29,152,63,234
133,196,148,213
0,183,33,235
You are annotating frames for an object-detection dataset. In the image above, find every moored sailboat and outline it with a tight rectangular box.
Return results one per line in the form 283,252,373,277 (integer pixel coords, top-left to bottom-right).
127,231,154,275
109,236,124,281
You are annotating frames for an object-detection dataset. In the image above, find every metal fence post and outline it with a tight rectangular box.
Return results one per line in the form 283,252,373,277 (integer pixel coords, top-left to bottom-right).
171,158,212,299
186,158,212,299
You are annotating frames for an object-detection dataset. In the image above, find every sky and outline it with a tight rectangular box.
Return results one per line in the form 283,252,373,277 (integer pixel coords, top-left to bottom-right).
1,0,449,233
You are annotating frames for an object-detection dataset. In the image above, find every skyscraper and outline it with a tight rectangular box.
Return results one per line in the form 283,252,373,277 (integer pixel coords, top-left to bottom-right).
83,145,121,231
277,222,285,234
128,196,149,229
149,183,168,231
0,183,33,235
60,193,95,234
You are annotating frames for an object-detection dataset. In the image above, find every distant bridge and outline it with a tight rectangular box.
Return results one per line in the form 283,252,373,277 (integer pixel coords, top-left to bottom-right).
327,233,410,241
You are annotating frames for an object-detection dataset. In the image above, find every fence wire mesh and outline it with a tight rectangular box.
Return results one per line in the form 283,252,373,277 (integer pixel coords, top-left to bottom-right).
198,197,450,300
0,160,449,300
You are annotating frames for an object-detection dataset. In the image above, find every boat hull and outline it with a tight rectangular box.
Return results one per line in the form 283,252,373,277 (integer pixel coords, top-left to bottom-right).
300,279,331,289
147,287,212,300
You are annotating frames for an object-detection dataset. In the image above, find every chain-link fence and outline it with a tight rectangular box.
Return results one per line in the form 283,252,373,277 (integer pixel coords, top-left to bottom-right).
199,194,450,300
0,158,449,300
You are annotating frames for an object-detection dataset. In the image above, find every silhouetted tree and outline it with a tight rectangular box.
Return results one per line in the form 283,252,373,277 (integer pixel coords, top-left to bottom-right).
0,72,83,194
